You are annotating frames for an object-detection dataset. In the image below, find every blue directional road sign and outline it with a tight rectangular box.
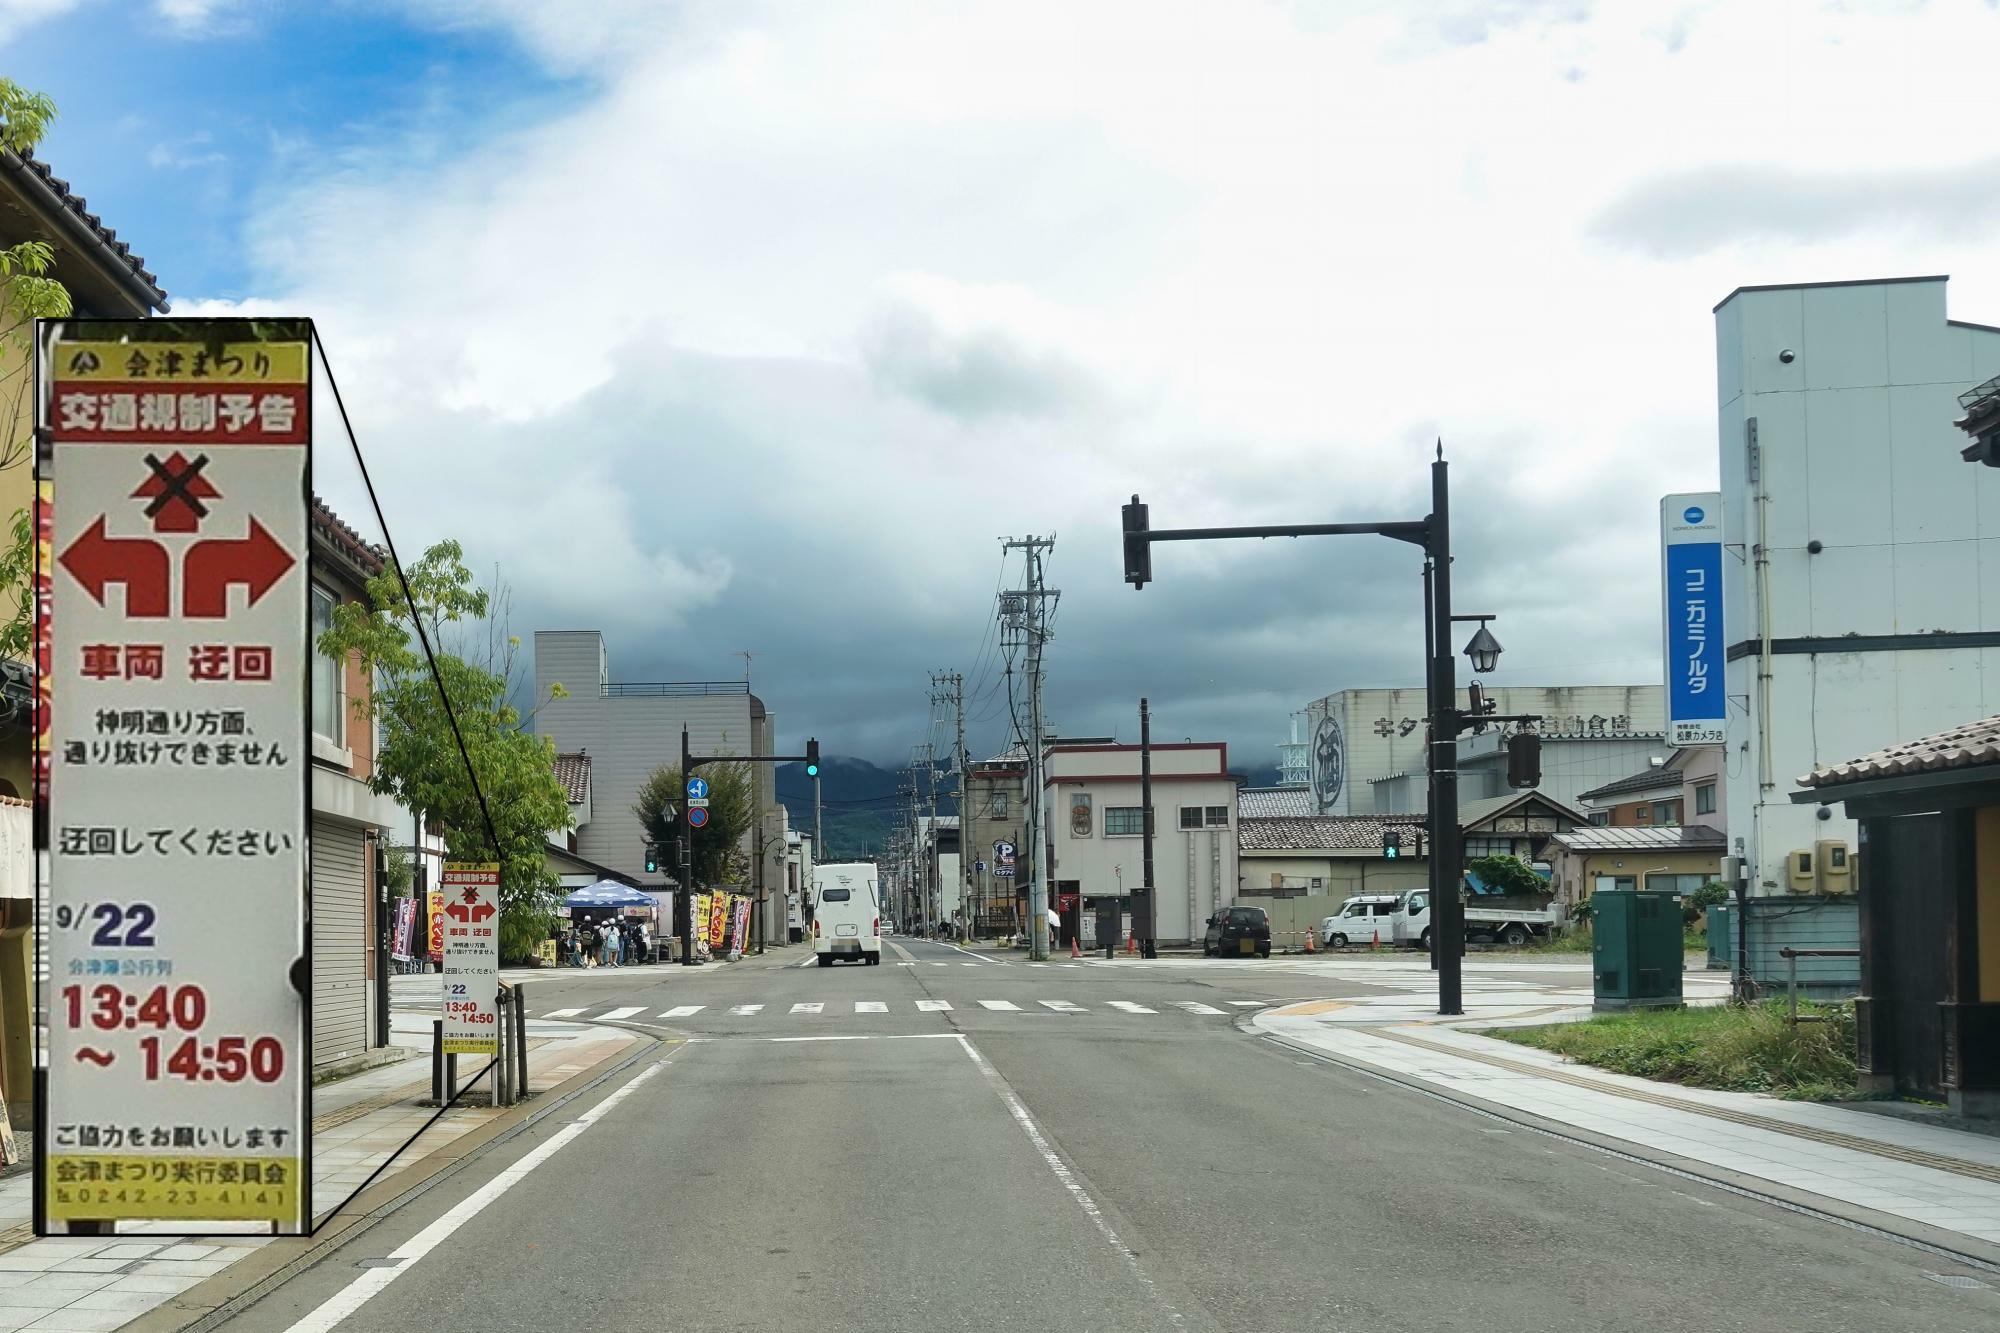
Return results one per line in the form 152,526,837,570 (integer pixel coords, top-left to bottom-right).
687,806,710,829
686,776,710,800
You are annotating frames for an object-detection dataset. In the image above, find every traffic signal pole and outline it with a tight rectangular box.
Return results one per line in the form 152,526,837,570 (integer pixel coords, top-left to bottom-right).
678,725,821,967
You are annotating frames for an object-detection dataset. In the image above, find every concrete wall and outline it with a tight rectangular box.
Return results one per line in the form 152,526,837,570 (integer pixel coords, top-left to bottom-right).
1717,278,2000,895
532,631,757,885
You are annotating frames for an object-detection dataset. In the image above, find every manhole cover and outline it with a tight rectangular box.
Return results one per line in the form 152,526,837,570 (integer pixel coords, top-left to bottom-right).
1924,1273,1992,1291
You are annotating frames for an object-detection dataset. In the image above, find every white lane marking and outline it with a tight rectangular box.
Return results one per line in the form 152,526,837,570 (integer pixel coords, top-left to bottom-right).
889,941,917,962
1227,1001,1267,1007
954,1035,1187,1329
729,1004,763,1016
897,962,916,966
659,1005,704,1018
771,1033,961,1043
916,999,953,1012
978,999,1021,1011
1106,1001,1156,1014
278,1059,670,1333
790,1002,823,1015
855,1001,888,1013
1174,1002,1226,1015
541,1007,584,1019
929,962,948,968
1058,964,1079,969
797,955,816,968
1039,1000,1084,1013
961,962,983,968
598,1006,645,1021
1028,963,1049,969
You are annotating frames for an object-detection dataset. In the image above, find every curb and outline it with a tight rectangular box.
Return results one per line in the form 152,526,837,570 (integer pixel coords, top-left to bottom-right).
116,1034,661,1333
1254,1022,2000,1274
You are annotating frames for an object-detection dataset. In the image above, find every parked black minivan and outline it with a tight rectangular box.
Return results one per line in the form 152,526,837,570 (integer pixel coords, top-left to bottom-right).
1202,904,1271,958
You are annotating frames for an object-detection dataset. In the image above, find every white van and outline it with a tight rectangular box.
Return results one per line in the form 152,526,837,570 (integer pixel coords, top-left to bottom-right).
812,862,882,966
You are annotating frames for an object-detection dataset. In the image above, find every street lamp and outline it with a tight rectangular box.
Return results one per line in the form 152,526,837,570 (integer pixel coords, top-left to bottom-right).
1461,620,1503,674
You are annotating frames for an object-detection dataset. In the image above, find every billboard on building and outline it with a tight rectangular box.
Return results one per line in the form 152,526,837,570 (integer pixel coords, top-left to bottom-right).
1661,493,1725,746
42,321,310,1230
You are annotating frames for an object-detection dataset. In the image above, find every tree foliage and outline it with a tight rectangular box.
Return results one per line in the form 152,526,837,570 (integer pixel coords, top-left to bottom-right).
1466,854,1546,897
633,759,756,888
318,540,572,962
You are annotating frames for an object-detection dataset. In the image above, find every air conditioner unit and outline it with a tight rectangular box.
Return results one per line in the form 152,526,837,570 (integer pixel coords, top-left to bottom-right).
1786,848,1816,894
1816,840,1852,894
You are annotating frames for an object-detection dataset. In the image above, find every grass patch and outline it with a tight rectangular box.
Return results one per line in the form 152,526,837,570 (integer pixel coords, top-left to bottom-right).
1516,926,1708,956
1495,1001,1858,1100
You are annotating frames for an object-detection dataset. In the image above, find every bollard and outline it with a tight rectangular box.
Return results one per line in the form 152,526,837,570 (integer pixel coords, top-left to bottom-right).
431,1018,444,1103
513,980,530,1099
493,986,509,1108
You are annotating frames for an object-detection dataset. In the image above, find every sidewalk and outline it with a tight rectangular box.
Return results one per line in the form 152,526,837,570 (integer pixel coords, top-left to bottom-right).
1255,991,2000,1266
0,1017,644,1332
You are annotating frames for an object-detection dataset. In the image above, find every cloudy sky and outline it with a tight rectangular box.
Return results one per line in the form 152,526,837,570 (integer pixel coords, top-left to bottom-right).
9,0,2000,769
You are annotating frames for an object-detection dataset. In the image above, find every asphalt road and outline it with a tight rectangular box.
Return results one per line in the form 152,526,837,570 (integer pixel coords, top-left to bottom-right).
223,938,2000,1332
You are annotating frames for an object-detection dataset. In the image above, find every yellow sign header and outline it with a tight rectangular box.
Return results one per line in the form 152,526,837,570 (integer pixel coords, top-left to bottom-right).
51,340,308,384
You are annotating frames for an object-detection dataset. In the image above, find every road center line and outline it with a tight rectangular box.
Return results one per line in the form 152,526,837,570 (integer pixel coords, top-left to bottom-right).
953,1034,1188,1330
278,1057,672,1333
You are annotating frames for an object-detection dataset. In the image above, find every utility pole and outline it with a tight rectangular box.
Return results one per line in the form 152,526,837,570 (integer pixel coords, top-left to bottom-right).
1002,534,1058,960
932,670,966,939
1140,698,1157,959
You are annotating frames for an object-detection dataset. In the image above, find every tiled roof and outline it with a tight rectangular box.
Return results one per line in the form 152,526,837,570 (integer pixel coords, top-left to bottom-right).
309,496,386,577
1577,765,1680,803
6,148,168,309
554,752,591,804
1238,814,1427,852
1799,714,2000,790
1547,824,1726,853
1237,787,1315,818
1458,790,1592,829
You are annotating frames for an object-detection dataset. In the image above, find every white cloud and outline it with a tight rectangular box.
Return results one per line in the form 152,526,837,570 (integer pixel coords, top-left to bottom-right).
0,0,81,43
202,0,2000,758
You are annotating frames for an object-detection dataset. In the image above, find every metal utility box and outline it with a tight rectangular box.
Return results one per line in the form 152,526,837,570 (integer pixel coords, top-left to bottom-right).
1592,888,1684,1011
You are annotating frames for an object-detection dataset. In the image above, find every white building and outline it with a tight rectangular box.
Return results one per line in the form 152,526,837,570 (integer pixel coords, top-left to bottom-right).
1044,742,1239,946
1715,276,2000,895
1302,686,1665,816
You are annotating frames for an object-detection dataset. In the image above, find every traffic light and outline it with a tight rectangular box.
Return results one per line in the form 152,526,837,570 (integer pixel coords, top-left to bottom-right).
644,844,658,874
1122,494,1151,589
1507,730,1542,789
1382,830,1402,859
805,739,820,778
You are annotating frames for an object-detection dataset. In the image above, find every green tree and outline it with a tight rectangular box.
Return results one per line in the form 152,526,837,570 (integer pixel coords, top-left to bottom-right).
1466,854,1546,897
1,79,71,663
634,759,756,888
318,540,572,963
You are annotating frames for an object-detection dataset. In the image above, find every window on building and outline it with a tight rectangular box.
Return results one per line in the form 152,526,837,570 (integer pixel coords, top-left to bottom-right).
1204,806,1229,827
1589,811,1610,826
1179,807,1204,830
1653,800,1682,826
1463,836,1515,857
1105,806,1149,836
1310,877,1323,890
311,585,342,746
1646,873,1708,896
987,791,1009,819
1695,783,1716,816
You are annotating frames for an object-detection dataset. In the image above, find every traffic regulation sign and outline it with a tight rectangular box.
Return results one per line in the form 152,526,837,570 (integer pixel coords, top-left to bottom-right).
685,776,709,799
687,806,711,829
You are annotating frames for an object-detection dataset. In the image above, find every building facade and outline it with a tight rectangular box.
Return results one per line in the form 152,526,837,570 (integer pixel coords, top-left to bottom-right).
532,630,766,888
1044,742,1238,946
1716,276,2000,896
1304,686,1665,816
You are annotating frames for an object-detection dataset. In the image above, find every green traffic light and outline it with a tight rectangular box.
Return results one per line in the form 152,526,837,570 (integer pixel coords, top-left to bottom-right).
805,763,819,777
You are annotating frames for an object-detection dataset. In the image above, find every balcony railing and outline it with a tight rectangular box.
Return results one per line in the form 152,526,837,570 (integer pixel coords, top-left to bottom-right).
602,681,752,697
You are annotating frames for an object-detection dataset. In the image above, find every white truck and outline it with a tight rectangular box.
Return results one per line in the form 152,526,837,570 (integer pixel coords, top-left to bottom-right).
1322,889,1566,950
812,862,883,966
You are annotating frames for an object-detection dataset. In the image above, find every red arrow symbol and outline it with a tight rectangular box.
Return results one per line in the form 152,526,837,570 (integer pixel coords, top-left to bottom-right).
58,518,171,617
468,903,496,923
183,518,296,618
445,903,470,922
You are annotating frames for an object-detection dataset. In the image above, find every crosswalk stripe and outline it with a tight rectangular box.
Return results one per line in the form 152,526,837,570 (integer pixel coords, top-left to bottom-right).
790,1002,823,1015
659,1005,704,1018
542,1007,584,1019
960,962,981,967
929,963,948,968
978,999,1021,1011
730,1005,763,1016
1039,1000,1083,1012
599,1006,645,1020
915,999,952,1012
1106,1001,1156,1014
897,962,916,966
1175,1002,1225,1015
1028,963,1049,968
1227,1001,1267,1007
855,1001,887,1013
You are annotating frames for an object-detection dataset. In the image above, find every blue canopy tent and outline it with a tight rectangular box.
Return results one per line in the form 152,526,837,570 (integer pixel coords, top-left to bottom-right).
564,881,655,911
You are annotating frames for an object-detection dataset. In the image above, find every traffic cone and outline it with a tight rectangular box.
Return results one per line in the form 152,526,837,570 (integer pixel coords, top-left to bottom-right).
1303,928,1316,954
1070,935,1081,959
1126,932,1137,955
1371,929,1380,951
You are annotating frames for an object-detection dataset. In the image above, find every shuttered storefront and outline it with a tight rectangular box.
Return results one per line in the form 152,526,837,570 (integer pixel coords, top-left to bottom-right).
311,817,370,1069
